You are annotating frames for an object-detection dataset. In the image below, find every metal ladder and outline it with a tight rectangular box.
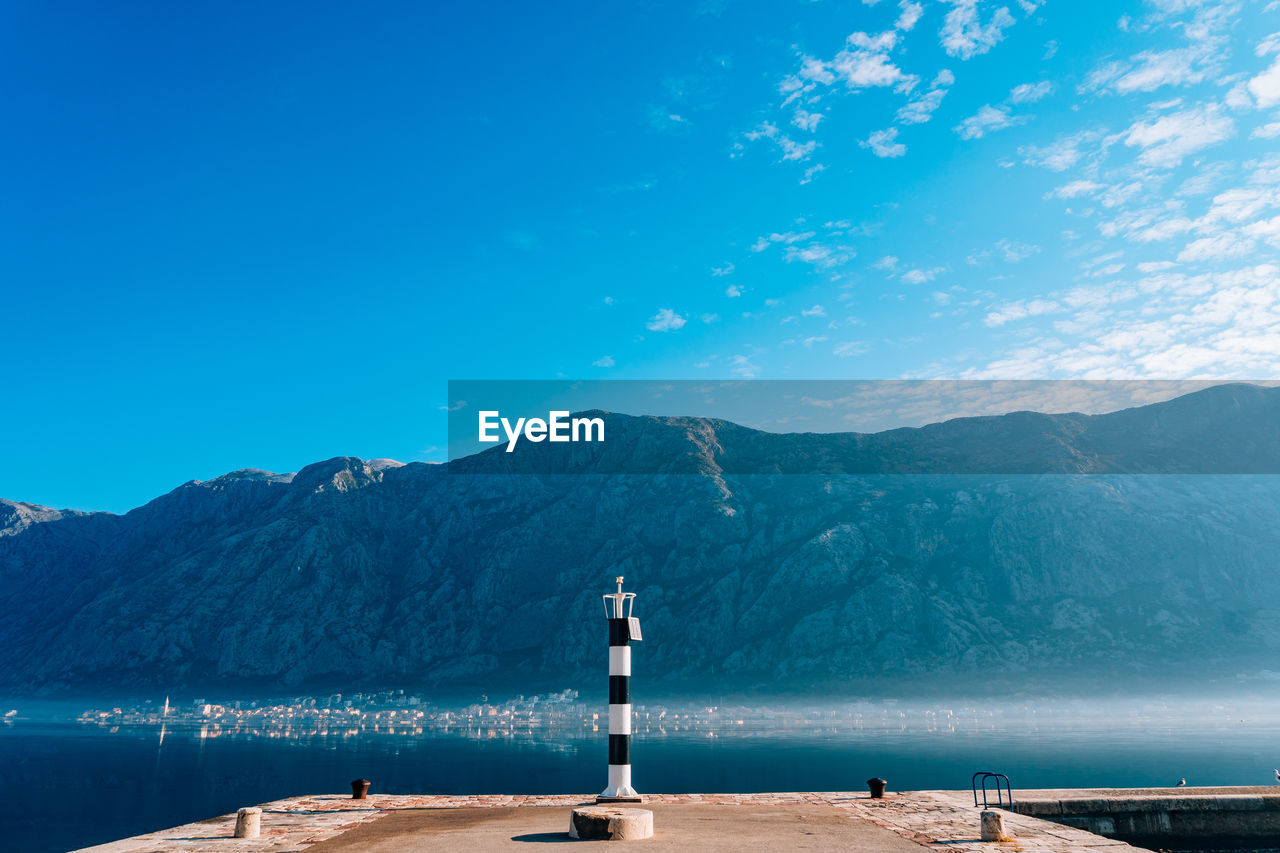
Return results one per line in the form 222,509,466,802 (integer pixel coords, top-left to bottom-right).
971,771,1013,808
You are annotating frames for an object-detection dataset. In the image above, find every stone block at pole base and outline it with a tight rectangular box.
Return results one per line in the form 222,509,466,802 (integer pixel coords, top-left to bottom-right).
980,809,1012,842
234,807,262,839
569,806,654,841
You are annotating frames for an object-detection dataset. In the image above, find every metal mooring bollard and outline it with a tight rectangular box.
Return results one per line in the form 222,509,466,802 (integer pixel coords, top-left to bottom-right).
980,809,1011,842
867,777,888,798
234,807,261,839
350,778,371,799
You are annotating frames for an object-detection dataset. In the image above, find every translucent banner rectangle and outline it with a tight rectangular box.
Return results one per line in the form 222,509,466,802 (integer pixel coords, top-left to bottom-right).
445,380,1280,475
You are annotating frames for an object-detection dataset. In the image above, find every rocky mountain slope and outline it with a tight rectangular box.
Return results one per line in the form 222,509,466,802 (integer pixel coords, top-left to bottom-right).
2,383,1279,696
0,499,88,537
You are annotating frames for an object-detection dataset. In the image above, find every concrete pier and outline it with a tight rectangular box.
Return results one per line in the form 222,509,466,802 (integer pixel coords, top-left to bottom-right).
1013,786,1280,848
75,789,1147,852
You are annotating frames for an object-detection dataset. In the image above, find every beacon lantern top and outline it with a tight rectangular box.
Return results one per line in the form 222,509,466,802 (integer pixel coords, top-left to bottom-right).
603,577,642,641
603,576,635,619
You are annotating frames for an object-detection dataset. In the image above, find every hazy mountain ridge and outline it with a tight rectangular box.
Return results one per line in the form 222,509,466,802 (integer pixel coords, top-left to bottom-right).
3,383,1280,695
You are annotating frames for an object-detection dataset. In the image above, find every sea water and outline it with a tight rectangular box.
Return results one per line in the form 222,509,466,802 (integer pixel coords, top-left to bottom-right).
2,702,1279,853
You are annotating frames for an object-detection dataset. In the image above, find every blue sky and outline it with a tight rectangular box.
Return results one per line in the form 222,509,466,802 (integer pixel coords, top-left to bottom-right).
4,0,1280,511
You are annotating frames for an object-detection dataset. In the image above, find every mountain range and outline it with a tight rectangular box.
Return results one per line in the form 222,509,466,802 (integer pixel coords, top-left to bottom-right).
2,382,1279,697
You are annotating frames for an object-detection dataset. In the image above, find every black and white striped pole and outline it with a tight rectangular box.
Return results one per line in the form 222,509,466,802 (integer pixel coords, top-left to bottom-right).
598,576,642,803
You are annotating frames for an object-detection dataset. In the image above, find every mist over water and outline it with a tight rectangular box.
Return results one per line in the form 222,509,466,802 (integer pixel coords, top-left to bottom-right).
4,694,1279,853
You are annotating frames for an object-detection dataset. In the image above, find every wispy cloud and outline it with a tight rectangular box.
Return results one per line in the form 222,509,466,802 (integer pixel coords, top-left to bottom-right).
901,266,944,284
646,308,687,332
1019,129,1105,171
863,127,907,157
939,0,1017,60
955,104,1019,140
832,341,871,359
896,69,955,124
1124,103,1234,168
752,230,816,251
956,79,1051,140
729,354,761,377
1009,80,1052,104
743,121,817,161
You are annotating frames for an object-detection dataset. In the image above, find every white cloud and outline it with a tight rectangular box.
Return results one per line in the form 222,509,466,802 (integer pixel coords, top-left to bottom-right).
873,255,899,270
1256,31,1280,57
970,265,1280,377
1009,81,1052,103
955,104,1019,140
752,230,815,252
1252,122,1280,139
593,356,615,368
792,109,824,132
896,1,925,31
834,31,918,90
863,127,907,158
1177,232,1256,263
939,0,1017,60
1246,215,1280,246
897,70,955,124
801,304,828,317
1248,57,1280,108
646,308,687,331
833,341,871,357
801,163,827,184
1124,104,1234,168
1046,180,1104,199
1083,46,1218,96
1225,82,1254,111
1098,205,1196,243
783,30,918,113
712,262,734,276
901,266,944,283
1019,130,1103,171
745,122,818,161
1096,181,1143,209
784,242,853,269
996,239,1040,262
729,354,760,377
984,298,1062,326
725,284,743,297
1201,186,1280,225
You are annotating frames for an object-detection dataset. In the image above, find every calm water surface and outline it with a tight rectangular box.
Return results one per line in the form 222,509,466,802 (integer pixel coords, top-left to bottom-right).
3,705,1279,853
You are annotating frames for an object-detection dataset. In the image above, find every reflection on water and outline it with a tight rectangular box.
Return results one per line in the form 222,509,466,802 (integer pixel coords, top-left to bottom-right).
1,698,1278,853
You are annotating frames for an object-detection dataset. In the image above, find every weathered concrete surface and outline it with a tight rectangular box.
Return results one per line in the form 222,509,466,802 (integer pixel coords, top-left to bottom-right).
842,790,1137,853
1013,786,1280,844
311,803,923,851
73,797,391,852
78,791,1145,852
